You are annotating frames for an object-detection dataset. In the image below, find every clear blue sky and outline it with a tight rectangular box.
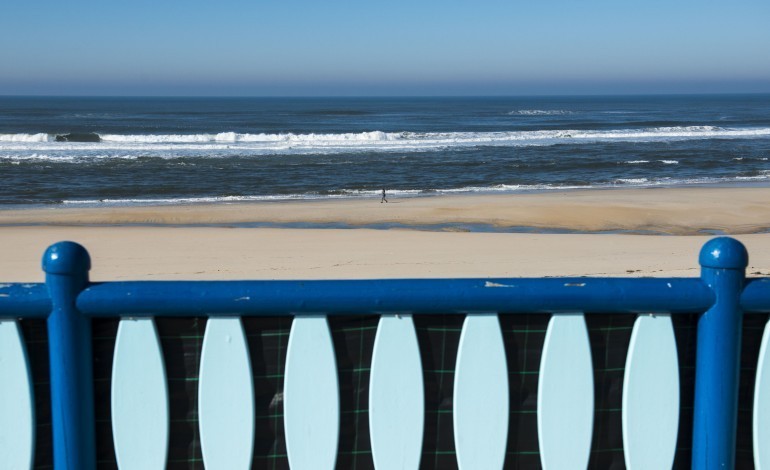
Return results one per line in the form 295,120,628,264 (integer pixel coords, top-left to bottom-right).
2,0,769,96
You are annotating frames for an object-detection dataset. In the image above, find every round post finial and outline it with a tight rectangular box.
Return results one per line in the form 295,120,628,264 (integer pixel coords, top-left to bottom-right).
698,237,748,270
42,241,91,275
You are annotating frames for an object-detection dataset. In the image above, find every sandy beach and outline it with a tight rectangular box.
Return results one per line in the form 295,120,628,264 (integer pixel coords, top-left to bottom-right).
3,186,770,235
1,187,769,283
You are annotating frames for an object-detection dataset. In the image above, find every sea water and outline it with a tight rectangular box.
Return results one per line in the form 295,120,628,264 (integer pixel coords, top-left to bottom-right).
1,95,769,206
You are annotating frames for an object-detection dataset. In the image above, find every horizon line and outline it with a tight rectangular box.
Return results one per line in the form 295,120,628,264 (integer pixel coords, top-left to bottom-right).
2,91,770,99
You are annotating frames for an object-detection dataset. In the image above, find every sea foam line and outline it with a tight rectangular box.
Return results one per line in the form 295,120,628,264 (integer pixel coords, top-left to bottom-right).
1,125,769,144
58,174,770,207
2,126,770,158
508,109,574,116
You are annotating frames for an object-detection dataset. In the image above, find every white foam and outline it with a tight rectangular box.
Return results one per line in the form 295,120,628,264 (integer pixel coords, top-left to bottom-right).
615,178,649,184
0,133,51,142
56,172,770,208
2,126,769,158
624,160,650,164
0,153,137,162
1,153,76,162
62,195,282,205
659,160,679,165
98,131,395,144
508,110,574,116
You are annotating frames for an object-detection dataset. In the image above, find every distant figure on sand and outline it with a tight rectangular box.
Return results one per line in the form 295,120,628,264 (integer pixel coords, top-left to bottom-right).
381,188,388,203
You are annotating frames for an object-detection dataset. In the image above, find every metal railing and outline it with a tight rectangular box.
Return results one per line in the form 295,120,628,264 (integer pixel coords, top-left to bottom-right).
1,237,769,469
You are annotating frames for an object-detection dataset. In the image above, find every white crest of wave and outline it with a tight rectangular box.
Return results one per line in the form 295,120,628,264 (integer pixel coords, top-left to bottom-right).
0,153,138,162
508,110,574,116
615,178,649,184
85,126,770,145
0,133,51,142
3,126,770,158
1,153,77,162
58,172,770,208
99,131,395,144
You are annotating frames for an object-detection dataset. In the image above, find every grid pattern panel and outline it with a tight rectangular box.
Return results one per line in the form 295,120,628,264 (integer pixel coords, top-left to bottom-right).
19,320,53,470
83,313,768,469
500,314,549,469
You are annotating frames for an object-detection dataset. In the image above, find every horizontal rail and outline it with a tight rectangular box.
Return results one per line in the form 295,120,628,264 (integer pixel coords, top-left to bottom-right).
741,278,770,313
0,283,50,318
2,237,770,469
7,276,770,319
76,277,716,317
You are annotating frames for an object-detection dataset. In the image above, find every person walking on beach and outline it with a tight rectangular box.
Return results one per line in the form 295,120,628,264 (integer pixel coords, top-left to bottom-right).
381,188,388,203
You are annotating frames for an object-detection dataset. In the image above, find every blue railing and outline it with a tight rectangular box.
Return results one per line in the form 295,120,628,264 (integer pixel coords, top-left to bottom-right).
1,236,770,469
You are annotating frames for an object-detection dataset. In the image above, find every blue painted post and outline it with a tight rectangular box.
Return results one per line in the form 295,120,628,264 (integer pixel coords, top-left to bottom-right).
43,241,96,470
693,237,748,469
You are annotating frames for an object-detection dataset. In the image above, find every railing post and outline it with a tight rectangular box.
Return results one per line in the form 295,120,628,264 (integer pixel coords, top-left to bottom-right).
693,237,748,469
43,241,96,470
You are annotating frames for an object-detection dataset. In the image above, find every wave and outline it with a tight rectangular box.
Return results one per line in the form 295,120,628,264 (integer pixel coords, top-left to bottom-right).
55,132,101,142
58,187,587,206
98,130,396,143
0,133,51,142
0,153,140,162
615,178,649,184
2,126,770,156
508,110,574,116
622,159,679,165
734,157,770,161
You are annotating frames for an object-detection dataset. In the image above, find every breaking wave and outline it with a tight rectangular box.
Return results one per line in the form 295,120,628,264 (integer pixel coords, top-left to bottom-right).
508,109,574,116
1,126,769,158
0,133,50,142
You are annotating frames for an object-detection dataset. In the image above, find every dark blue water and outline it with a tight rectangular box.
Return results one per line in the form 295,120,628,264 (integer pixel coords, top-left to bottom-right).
1,95,769,206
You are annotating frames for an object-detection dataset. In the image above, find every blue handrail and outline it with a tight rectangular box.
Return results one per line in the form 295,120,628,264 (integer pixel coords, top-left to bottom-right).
0,283,51,317
740,278,770,312
76,277,715,316
0,236,767,469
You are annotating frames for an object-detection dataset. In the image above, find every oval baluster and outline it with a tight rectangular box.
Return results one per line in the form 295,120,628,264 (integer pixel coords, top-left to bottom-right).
199,317,255,469
754,319,770,469
369,314,424,470
538,313,594,470
284,315,339,470
111,318,169,469
0,319,35,470
622,314,679,469
453,313,509,470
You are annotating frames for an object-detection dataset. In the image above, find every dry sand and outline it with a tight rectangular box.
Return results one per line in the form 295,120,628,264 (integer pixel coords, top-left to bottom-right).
1,187,769,282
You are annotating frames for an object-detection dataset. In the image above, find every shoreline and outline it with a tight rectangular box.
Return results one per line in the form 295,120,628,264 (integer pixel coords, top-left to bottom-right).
2,186,770,235
2,186,768,282
0,220,757,236
7,180,770,211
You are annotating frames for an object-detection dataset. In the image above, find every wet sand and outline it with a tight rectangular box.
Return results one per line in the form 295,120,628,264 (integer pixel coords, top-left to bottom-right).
1,187,769,282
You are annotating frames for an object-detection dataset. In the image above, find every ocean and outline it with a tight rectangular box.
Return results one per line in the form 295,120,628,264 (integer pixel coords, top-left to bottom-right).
1,95,769,207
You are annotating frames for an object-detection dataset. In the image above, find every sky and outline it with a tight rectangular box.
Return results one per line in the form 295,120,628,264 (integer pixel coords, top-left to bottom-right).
1,0,769,96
